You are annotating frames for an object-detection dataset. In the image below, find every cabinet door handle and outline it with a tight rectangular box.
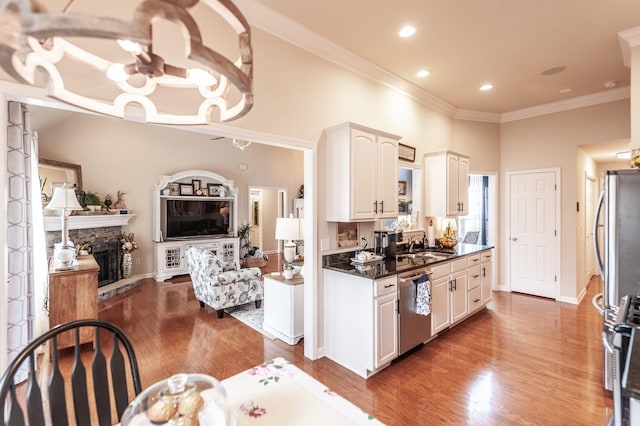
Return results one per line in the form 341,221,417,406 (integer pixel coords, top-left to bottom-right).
453,278,457,291
448,280,452,292
482,267,486,277
460,202,464,211
380,200,384,214
373,200,378,214
474,298,480,303
384,284,395,289
473,274,480,278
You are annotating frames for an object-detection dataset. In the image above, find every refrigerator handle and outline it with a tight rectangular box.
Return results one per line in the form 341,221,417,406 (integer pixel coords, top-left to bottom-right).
593,191,605,277
593,190,607,307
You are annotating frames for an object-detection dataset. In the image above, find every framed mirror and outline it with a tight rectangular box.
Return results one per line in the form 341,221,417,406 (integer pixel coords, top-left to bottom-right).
38,158,83,201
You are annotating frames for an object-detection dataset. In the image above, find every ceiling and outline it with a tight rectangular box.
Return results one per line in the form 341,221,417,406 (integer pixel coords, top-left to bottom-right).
26,0,640,162
255,0,640,114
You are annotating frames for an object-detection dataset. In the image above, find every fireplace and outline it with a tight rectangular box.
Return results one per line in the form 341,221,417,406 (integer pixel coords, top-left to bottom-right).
91,240,121,287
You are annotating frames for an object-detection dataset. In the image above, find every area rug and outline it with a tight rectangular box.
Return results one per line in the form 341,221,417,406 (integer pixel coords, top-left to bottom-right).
226,303,275,340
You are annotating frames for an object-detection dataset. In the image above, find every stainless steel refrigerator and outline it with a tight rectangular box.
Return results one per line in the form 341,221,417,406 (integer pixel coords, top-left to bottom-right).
593,169,640,391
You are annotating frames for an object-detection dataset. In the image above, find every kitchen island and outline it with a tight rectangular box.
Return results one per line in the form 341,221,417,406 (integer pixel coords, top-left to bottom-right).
322,244,494,378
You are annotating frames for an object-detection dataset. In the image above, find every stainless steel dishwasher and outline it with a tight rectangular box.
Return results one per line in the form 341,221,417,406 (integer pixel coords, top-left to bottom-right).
398,267,432,356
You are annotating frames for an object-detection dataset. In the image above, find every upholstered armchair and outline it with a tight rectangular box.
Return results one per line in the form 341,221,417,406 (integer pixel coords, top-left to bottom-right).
185,246,264,318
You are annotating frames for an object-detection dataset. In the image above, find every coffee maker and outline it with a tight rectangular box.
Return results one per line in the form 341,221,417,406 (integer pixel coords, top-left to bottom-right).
374,230,403,257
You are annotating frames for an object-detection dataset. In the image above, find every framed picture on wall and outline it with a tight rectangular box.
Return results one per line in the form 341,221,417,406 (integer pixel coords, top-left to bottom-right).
398,180,407,195
337,222,359,248
398,143,416,162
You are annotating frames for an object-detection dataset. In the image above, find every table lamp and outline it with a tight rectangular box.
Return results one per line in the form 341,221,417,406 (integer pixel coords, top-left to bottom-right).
275,214,304,264
46,184,83,270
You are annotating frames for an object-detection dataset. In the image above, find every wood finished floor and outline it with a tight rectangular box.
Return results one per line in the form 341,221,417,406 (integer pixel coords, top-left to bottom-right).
98,268,613,425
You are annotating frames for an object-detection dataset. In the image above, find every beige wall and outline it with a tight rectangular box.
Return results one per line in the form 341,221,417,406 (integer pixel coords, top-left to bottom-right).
36,113,304,276
500,100,630,301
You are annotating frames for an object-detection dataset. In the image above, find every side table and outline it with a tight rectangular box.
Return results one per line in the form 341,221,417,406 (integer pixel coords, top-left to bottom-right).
263,273,304,345
48,255,99,349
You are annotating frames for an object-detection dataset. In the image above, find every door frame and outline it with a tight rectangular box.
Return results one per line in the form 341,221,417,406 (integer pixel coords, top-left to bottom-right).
247,186,288,255
584,173,597,286
505,167,561,300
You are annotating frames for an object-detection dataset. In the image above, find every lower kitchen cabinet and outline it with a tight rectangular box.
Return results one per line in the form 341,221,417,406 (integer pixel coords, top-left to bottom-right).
374,276,398,369
324,270,398,378
481,249,494,304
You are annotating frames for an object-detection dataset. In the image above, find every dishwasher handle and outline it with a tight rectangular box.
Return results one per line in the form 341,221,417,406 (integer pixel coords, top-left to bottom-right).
399,270,432,283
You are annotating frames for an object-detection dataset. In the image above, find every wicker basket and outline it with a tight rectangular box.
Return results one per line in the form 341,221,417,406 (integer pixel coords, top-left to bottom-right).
242,257,267,268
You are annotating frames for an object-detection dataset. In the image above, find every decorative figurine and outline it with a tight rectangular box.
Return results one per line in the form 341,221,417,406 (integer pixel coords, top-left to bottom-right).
104,194,113,211
114,190,127,209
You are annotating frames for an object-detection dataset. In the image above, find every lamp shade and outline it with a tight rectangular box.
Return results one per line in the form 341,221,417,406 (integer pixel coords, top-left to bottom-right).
275,216,304,241
46,186,83,211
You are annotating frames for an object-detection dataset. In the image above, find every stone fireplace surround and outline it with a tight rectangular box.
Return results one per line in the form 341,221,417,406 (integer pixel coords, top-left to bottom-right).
44,214,138,301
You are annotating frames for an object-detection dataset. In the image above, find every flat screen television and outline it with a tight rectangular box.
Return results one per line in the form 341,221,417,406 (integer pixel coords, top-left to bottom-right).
161,198,233,240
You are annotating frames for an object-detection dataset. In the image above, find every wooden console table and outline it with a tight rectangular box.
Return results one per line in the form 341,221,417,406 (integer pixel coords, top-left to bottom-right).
48,255,99,348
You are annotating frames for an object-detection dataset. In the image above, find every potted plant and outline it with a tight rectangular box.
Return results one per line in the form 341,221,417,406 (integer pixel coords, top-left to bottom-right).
85,191,101,211
283,262,295,279
237,222,252,259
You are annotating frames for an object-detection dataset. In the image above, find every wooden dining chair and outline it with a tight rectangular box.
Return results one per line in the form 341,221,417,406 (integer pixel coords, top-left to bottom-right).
0,319,142,426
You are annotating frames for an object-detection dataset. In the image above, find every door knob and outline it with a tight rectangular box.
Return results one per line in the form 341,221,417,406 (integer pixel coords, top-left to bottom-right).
511,237,518,241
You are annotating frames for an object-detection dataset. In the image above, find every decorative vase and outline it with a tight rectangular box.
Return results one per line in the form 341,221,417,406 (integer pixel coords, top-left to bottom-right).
122,252,132,279
283,269,294,279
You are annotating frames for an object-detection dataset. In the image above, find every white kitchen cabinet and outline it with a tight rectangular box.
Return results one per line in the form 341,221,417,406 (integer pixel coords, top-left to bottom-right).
374,276,399,369
430,263,452,334
424,150,470,216
324,270,398,378
430,257,469,335
153,237,239,281
325,122,400,221
450,258,468,323
481,249,494,304
467,254,483,313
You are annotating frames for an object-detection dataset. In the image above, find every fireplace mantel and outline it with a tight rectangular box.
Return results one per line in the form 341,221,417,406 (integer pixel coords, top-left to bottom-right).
44,214,137,231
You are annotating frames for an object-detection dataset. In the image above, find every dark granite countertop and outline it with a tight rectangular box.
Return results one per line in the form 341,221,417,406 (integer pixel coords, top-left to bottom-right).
623,327,640,399
322,244,494,280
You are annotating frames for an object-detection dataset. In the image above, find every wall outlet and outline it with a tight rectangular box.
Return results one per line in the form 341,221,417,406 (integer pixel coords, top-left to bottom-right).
320,238,330,251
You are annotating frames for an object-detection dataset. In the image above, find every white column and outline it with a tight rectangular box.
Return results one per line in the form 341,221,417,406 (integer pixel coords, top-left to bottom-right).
618,27,640,150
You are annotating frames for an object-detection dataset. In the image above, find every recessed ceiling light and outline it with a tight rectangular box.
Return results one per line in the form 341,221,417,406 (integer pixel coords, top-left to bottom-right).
479,84,493,91
603,80,618,89
398,26,416,38
541,66,567,76
616,150,631,159
416,70,430,78
559,88,572,94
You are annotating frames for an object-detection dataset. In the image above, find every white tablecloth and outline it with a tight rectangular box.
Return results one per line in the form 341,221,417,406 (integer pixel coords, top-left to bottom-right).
222,357,384,425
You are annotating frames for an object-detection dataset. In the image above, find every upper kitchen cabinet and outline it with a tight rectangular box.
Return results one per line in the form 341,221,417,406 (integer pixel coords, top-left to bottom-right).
325,122,400,221
424,151,470,217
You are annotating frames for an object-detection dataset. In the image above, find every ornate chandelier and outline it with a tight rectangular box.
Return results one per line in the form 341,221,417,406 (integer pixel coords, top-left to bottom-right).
0,0,254,124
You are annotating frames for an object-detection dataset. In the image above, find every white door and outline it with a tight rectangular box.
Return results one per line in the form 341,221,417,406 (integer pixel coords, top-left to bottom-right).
509,171,558,298
585,175,597,283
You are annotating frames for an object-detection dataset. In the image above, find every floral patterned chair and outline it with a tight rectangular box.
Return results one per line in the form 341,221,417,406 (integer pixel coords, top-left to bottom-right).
185,246,264,318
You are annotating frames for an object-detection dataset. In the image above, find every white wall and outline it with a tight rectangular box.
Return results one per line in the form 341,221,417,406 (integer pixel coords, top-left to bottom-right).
36,113,304,276
500,100,630,301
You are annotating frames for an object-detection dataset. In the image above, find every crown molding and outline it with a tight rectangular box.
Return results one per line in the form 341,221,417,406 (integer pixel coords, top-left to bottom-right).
618,26,640,67
454,109,502,123
235,0,631,124
501,87,630,123
235,0,456,117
